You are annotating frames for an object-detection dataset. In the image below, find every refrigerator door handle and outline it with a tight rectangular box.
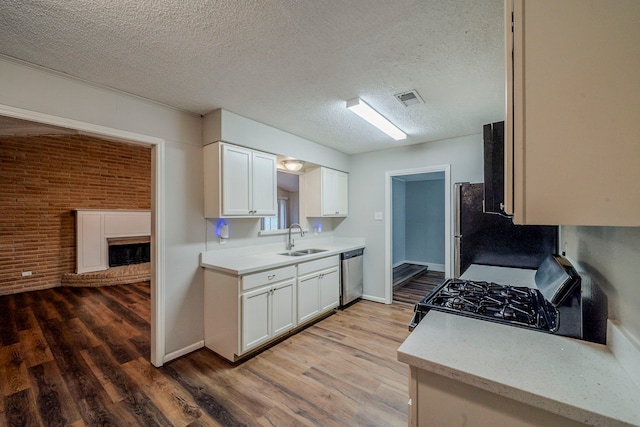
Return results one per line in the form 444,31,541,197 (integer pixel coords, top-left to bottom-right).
454,183,462,236
454,236,461,278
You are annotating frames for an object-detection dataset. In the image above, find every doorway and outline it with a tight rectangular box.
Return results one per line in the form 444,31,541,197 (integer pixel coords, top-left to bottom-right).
0,105,165,366
384,165,451,304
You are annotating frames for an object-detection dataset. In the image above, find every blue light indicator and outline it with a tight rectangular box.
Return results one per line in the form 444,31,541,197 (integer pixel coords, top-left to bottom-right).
215,219,227,237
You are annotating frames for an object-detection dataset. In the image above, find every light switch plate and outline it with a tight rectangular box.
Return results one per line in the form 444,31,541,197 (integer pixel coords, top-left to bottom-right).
374,211,383,220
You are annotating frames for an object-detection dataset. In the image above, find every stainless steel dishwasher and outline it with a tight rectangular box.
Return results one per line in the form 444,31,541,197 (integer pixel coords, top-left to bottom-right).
340,248,364,307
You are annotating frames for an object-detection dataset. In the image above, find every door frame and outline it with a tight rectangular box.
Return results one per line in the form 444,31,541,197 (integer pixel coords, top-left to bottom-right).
0,104,166,367
384,165,451,304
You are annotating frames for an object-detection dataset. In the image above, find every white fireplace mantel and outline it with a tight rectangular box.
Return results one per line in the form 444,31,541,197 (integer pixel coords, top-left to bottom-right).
75,209,151,273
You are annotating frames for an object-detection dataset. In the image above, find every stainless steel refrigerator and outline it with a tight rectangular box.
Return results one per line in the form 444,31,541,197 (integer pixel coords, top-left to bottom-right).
454,183,558,277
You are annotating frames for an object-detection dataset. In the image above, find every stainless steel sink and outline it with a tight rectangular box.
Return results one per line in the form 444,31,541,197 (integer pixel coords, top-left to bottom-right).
293,249,327,255
278,249,327,256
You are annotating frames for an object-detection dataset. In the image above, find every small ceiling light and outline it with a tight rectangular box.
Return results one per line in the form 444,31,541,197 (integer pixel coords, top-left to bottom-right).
346,97,407,140
282,160,305,172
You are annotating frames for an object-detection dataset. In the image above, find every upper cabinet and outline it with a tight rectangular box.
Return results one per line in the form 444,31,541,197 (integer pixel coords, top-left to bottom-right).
505,0,640,226
305,167,348,217
204,142,277,218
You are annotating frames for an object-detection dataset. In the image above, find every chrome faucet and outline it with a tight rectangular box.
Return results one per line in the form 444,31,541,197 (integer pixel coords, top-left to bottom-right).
287,223,305,250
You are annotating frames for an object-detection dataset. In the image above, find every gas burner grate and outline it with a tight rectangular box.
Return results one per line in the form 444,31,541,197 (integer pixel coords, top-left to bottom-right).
415,278,559,332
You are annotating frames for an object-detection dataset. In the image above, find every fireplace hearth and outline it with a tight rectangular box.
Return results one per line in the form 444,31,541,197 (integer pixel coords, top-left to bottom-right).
70,210,151,287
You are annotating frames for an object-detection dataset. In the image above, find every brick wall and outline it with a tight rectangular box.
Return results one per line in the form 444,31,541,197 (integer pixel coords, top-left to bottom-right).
0,135,151,295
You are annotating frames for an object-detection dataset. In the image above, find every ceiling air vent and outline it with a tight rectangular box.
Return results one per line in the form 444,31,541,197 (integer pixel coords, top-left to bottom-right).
394,90,424,107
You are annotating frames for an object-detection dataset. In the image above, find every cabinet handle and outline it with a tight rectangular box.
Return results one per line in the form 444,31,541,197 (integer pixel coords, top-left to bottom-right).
268,274,276,280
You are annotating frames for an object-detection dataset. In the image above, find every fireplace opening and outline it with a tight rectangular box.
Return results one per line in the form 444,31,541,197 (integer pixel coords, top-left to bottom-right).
108,242,151,267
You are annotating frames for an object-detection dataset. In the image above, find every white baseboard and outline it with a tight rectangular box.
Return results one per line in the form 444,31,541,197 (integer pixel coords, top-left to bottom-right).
163,340,204,364
362,294,387,304
425,263,445,272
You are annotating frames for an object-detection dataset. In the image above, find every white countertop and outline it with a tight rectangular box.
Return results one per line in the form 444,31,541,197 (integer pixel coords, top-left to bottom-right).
200,237,365,275
397,265,640,427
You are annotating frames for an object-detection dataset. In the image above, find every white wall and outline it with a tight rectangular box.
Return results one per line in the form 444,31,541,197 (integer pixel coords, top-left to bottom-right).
336,134,484,301
204,109,349,172
0,56,204,360
562,226,640,345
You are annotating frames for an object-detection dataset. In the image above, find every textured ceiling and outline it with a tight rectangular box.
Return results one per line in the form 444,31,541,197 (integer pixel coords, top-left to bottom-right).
0,0,505,154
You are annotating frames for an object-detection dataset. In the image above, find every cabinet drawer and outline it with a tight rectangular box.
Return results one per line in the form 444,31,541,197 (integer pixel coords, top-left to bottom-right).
298,255,340,276
241,265,296,291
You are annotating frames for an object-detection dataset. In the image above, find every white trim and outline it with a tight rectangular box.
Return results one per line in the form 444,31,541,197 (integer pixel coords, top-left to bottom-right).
151,143,166,367
0,104,166,367
362,294,386,304
423,263,445,272
385,165,451,304
163,340,205,364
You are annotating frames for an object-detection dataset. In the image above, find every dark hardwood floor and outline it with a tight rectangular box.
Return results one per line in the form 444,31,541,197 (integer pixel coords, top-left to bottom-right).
0,282,415,426
393,266,445,305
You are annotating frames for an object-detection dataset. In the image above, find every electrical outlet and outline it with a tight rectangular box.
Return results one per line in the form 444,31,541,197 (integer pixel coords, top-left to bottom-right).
22,271,32,277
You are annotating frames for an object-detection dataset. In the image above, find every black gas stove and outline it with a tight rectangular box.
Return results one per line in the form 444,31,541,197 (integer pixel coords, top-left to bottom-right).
409,255,608,344
410,278,559,333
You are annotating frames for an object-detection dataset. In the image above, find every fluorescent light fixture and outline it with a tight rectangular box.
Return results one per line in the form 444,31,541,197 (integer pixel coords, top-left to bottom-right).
346,97,407,140
282,159,305,172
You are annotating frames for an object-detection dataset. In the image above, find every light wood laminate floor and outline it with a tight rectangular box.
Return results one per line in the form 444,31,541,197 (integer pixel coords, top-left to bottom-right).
0,282,414,426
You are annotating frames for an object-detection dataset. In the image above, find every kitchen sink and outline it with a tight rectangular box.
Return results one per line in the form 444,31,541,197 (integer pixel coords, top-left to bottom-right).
278,249,327,257
293,249,327,254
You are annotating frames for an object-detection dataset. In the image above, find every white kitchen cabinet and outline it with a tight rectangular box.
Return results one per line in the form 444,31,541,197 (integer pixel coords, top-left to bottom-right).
241,278,295,353
203,142,277,218
297,256,340,324
318,267,340,312
204,264,296,362
505,0,640,226
305,167,348,217
204,255,341,362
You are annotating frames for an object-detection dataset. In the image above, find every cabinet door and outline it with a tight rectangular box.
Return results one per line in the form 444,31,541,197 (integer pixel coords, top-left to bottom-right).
319,267,340,312
251,151,277,216
508,0,640,226
334,171,348,216
271,280,295,336
297,273,320,324
321,168,348,217
320,168,336,216
241,286,270,352
222,144,252,215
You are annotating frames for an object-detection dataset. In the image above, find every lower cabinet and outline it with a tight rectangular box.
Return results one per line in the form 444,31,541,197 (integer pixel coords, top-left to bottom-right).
204,254,341,362
241,279,295,353
408,367,585,427
297,256,340,325
204,264,296,362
